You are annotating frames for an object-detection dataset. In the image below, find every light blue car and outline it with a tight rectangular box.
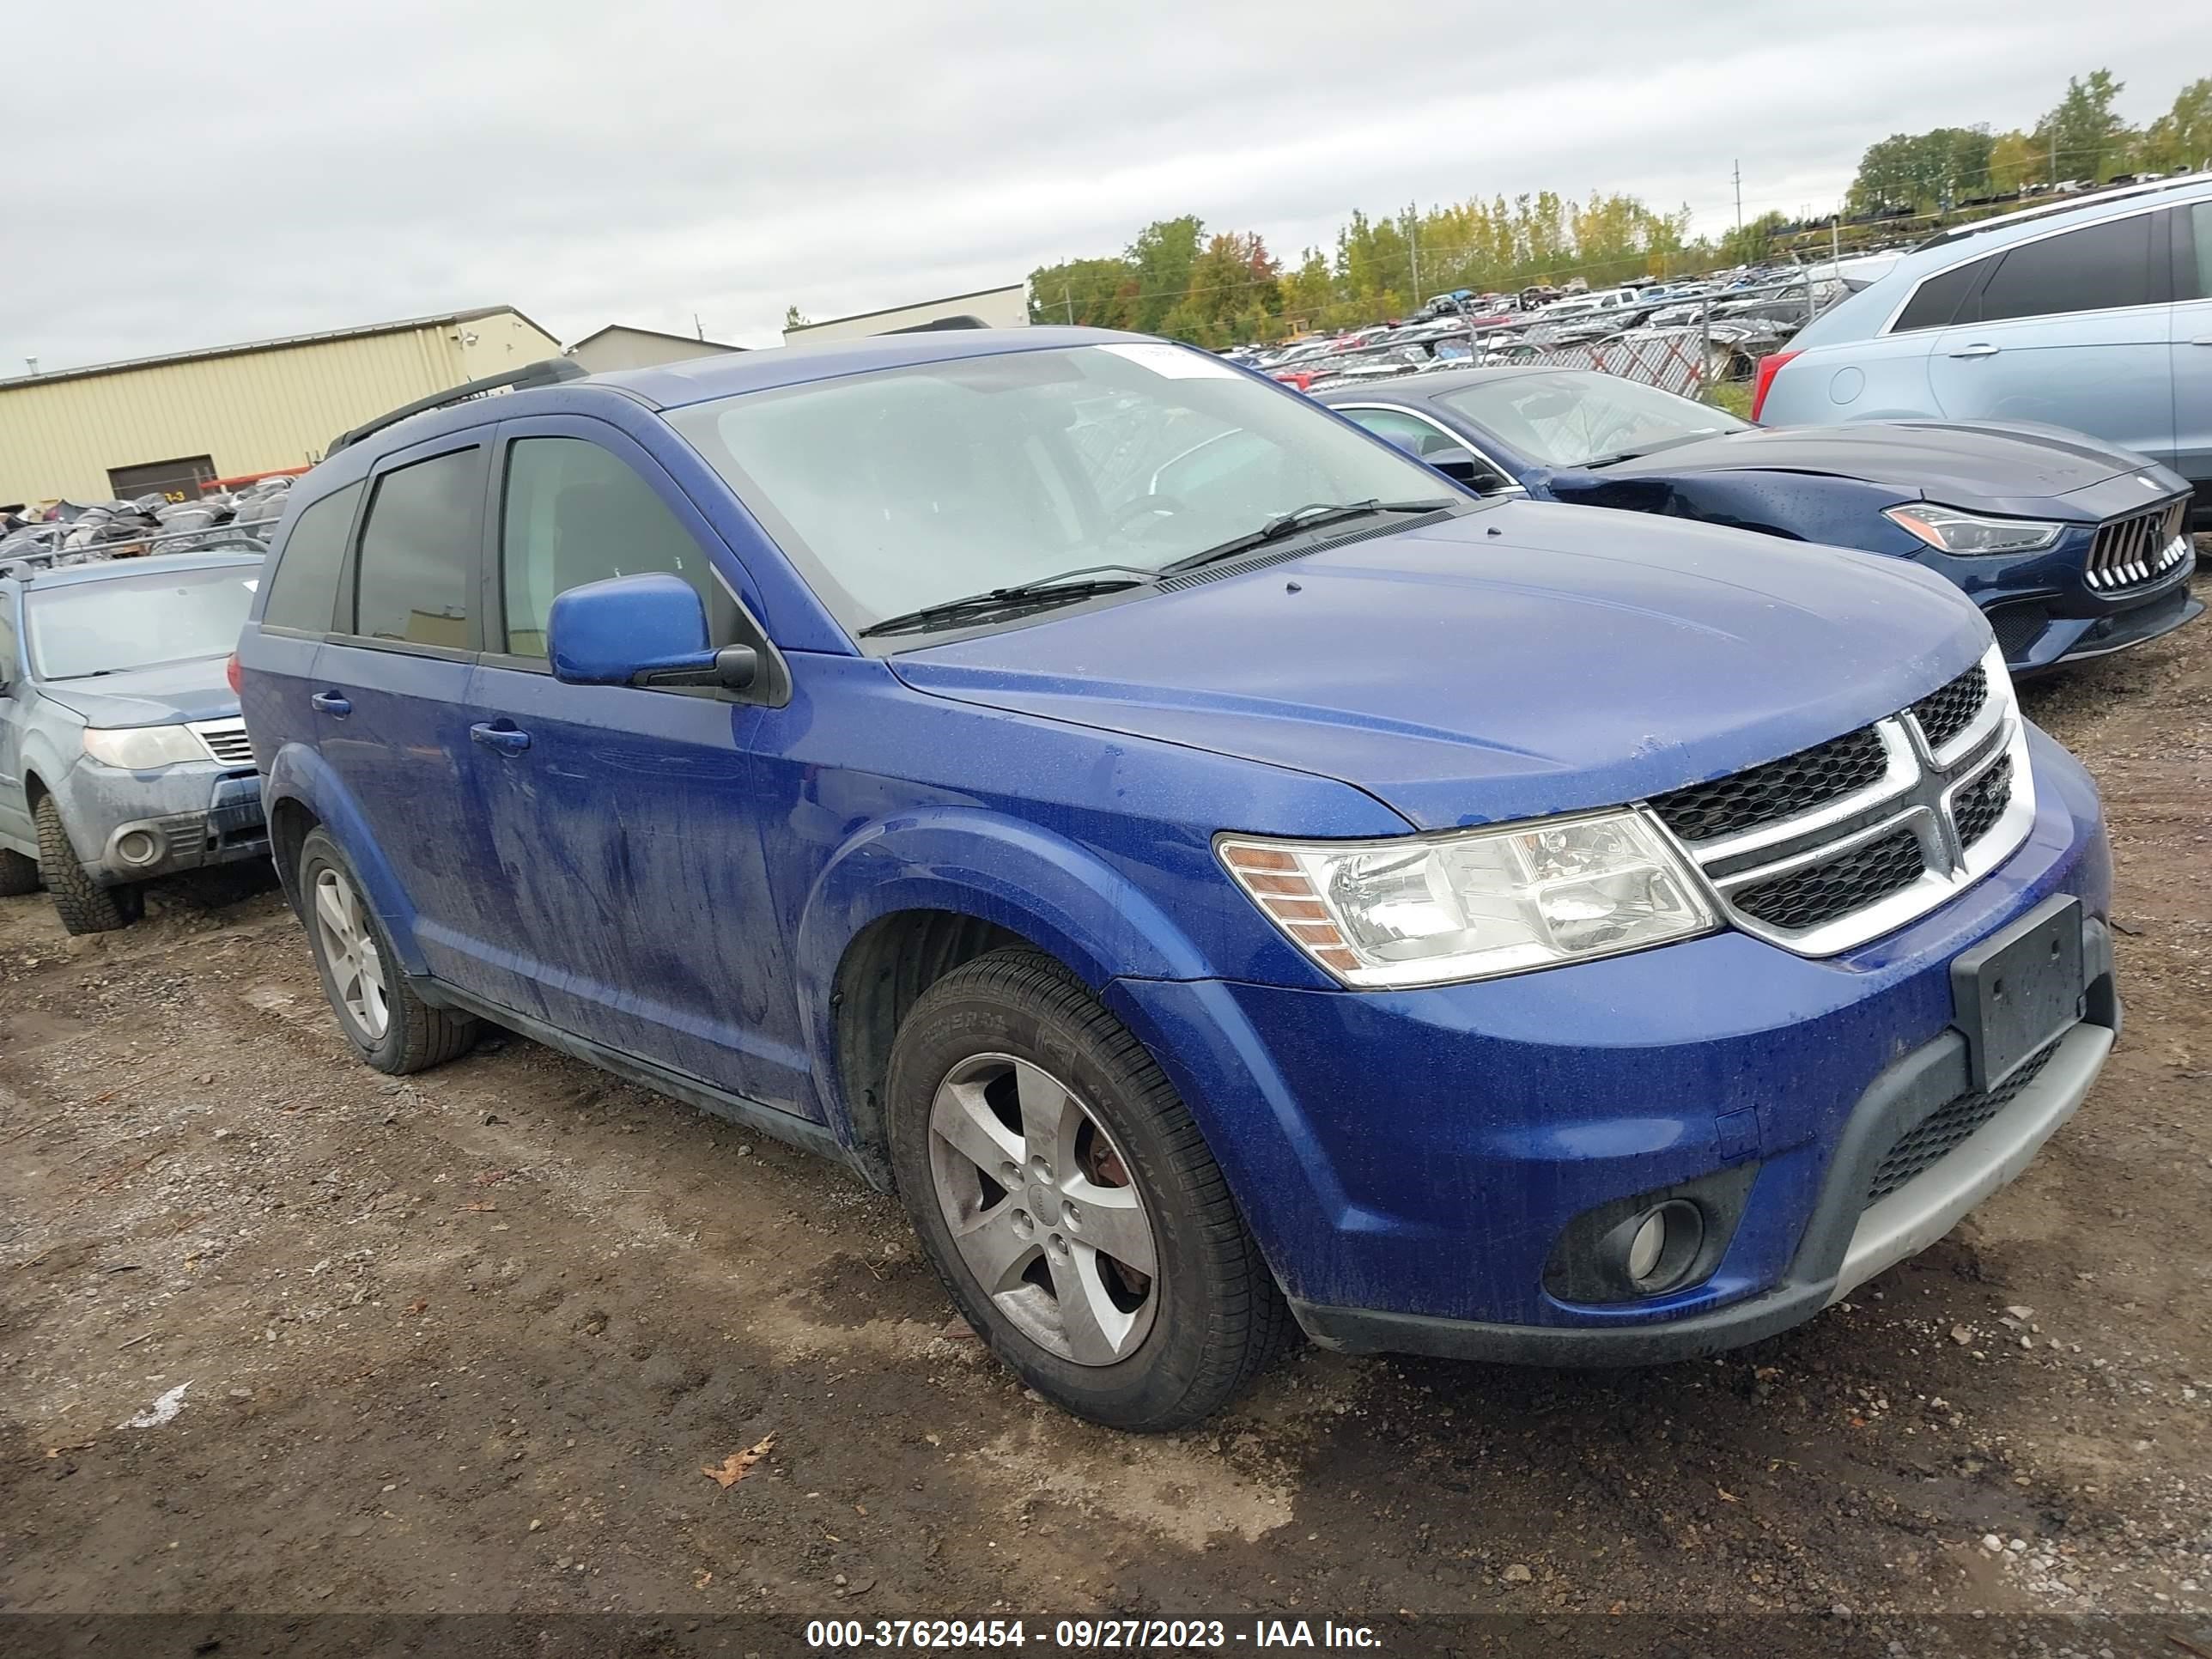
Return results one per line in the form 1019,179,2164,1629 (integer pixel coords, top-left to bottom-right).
1755,173,2212,519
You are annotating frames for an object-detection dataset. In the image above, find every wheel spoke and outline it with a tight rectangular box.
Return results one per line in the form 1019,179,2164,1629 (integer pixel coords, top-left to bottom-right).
933,1078,1021,1177
953,1202,1040,1294
314,880,350,945
1049,1245,1140,1365
1063,1181,1155,1279
1012,1060,1079,1170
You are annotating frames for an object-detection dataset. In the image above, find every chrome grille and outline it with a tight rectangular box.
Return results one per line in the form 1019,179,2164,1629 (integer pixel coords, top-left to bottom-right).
1646,645,2035,957
189,719,255,766
1863,1041,2060,1208
2087,500,2191,591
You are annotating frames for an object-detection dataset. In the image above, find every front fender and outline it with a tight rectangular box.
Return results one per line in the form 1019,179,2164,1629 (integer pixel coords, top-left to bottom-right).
793,806,1218,1131
263,740,433,977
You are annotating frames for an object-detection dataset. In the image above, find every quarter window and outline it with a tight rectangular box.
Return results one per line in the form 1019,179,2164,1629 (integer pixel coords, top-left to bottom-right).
1892,258,1991,333
351,449,484,647
262,482,361,634
1970,214,2153,324
498,438,723,659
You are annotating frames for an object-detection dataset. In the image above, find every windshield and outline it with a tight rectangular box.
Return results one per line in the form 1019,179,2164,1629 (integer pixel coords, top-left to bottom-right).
1438,372,1749,468
670,343,1462,636
25,563,260,681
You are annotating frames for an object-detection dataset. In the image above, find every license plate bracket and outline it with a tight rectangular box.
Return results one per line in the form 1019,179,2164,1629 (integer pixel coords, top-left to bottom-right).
1950,894,2084,1093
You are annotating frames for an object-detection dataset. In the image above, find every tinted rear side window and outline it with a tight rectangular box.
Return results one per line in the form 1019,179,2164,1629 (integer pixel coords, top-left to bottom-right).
2182,201,2212,302
1892,258,1990,333
1972,214,2152,324
262,482,361,634
352,448,485,647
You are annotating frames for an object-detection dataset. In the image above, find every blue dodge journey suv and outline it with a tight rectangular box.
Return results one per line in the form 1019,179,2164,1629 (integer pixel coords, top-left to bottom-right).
236,330,2118,1429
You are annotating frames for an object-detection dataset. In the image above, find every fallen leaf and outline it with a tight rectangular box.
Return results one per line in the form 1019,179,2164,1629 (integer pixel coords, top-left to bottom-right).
854,1503,867,1516
1717,1487,1739,1504
701,1432,776,1488
404,1299,428,1316
694,1570,713,1589
464,1201,498,1212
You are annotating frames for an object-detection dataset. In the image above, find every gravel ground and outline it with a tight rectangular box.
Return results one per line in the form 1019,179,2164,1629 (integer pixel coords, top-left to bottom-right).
2,582,2209,1656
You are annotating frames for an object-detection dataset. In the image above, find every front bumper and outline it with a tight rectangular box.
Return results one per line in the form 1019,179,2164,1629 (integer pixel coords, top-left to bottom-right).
72,767,268,884
1104,726,2112,1361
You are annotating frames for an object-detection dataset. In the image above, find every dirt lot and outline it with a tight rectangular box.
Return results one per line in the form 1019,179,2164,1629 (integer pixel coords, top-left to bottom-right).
3,587,2210,1655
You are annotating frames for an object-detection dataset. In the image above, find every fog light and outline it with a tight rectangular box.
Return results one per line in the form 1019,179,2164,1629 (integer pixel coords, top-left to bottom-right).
1626,1210,1667,1282
118,830,159,866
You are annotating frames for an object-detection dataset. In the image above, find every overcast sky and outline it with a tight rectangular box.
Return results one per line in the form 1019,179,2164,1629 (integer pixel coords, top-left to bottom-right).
9,0,2204,370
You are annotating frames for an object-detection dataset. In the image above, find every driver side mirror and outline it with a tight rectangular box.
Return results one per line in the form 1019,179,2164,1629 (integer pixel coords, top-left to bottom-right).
548,572,757,693
1421,447,1492,488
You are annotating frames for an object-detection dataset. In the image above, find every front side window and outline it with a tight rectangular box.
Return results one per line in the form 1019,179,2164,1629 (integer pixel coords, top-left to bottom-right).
1340,407,1470,459
1972,213,2153,324
1437,372,1747,468
670,343,1462,635
352,448,483,647
25,565,260,681
499,438,720,658
263,482,362,634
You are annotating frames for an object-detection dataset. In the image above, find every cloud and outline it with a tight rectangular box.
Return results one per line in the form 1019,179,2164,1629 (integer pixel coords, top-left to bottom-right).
6,0,2198,368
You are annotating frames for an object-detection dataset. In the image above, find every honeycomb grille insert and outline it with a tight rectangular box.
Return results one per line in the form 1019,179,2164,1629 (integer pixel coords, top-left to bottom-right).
1650,725,1887,844
1729,829,1926,933
1909,664,1988,751
1952,757,2014,850
1863,1042,2060,1208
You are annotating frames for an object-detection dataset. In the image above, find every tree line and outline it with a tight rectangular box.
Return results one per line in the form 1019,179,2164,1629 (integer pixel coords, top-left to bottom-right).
1024,69,2208,350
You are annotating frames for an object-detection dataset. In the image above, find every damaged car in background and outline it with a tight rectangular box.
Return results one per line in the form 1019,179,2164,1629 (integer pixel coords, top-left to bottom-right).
1318,367,2200,673
0,550,270,932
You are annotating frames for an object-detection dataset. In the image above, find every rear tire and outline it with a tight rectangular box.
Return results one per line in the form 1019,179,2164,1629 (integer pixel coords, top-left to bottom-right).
0,846,39,897
298,827,477,1074
888,947,1291,1431
33,795,140,933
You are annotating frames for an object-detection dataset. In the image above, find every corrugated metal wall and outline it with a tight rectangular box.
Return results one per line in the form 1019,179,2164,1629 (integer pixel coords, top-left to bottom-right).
0,311,562,505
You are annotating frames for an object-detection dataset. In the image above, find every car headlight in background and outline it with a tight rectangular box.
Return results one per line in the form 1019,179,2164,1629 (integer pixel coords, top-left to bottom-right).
1218,811,1717,988
1883,503,2064,555
82,725,205,769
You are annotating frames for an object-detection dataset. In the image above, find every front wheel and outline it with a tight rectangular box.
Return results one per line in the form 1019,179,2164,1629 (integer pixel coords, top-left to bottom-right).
889,948,1291,1430
33,795,140,933
297,828,477,1074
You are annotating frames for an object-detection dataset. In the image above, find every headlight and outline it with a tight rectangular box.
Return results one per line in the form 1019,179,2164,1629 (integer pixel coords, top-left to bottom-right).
1218,810,1717,988
82,725,205,769
1883,503,2064,555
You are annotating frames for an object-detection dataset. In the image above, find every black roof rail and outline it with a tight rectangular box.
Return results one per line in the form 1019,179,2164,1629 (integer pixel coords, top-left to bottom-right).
883,314,990,333
326,356,588,456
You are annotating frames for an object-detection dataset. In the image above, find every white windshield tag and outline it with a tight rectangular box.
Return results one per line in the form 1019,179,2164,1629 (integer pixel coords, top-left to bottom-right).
1096,343,1241,380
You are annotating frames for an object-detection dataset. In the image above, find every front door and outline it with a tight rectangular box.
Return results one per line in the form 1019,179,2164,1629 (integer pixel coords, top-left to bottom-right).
461,417,805,1111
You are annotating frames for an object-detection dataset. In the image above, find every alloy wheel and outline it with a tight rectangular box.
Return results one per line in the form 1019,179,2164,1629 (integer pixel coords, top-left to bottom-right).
312,866,389,1042
927,1053,1160,1366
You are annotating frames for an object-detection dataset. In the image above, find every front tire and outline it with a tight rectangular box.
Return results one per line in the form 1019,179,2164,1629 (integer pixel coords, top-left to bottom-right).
888,948,1290,1430
298,828,477,1074
33,795,140,933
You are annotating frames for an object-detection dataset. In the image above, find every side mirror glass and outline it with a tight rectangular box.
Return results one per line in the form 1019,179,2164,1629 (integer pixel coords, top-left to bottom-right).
547,572,757,692
1423,447,1486,485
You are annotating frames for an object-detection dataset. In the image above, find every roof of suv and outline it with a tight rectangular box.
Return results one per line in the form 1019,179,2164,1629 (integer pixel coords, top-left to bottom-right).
3,548,265,590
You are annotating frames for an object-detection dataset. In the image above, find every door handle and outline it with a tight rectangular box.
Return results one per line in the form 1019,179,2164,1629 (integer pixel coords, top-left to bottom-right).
310,691,351,717
469,720,532,757
1948,343,2002,358
2191,337,2212,346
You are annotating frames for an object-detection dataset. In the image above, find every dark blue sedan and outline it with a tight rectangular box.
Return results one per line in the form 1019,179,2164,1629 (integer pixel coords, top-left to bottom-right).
1315,368,2201,674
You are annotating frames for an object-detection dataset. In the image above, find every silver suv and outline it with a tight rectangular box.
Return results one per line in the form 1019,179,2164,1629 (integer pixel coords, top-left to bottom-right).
0,550,269,933
1756,172,2212,512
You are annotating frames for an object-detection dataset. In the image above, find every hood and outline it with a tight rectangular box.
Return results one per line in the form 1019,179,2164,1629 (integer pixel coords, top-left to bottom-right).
890,501,1988,832
1601,419,2184,518
34,656,240,727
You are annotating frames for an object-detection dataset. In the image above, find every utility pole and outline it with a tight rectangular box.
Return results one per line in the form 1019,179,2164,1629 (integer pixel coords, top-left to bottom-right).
2049,127,2057,185
1734,160,1743,236
1062,285,1075,325
1409,220,1420,303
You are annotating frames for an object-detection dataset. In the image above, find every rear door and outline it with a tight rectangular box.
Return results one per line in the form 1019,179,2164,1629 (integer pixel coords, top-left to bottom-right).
1927,205,2175,465
2172,199,2212,486
460,415,802,1106
311,430,513,998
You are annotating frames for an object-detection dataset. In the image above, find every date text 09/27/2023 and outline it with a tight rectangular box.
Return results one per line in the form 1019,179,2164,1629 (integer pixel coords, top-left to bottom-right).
804,1618,1385,1649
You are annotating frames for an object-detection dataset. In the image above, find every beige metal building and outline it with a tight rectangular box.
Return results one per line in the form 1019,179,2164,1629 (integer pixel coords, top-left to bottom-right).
782,283,1029,347
565,324,744,374
0,306,562,507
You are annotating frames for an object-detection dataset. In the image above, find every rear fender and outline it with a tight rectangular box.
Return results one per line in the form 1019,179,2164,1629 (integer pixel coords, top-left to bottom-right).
261,740,432,977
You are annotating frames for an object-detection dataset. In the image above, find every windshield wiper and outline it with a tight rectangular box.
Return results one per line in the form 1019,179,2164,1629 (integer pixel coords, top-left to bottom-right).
1160,498,1455,575
856,564,1157,640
